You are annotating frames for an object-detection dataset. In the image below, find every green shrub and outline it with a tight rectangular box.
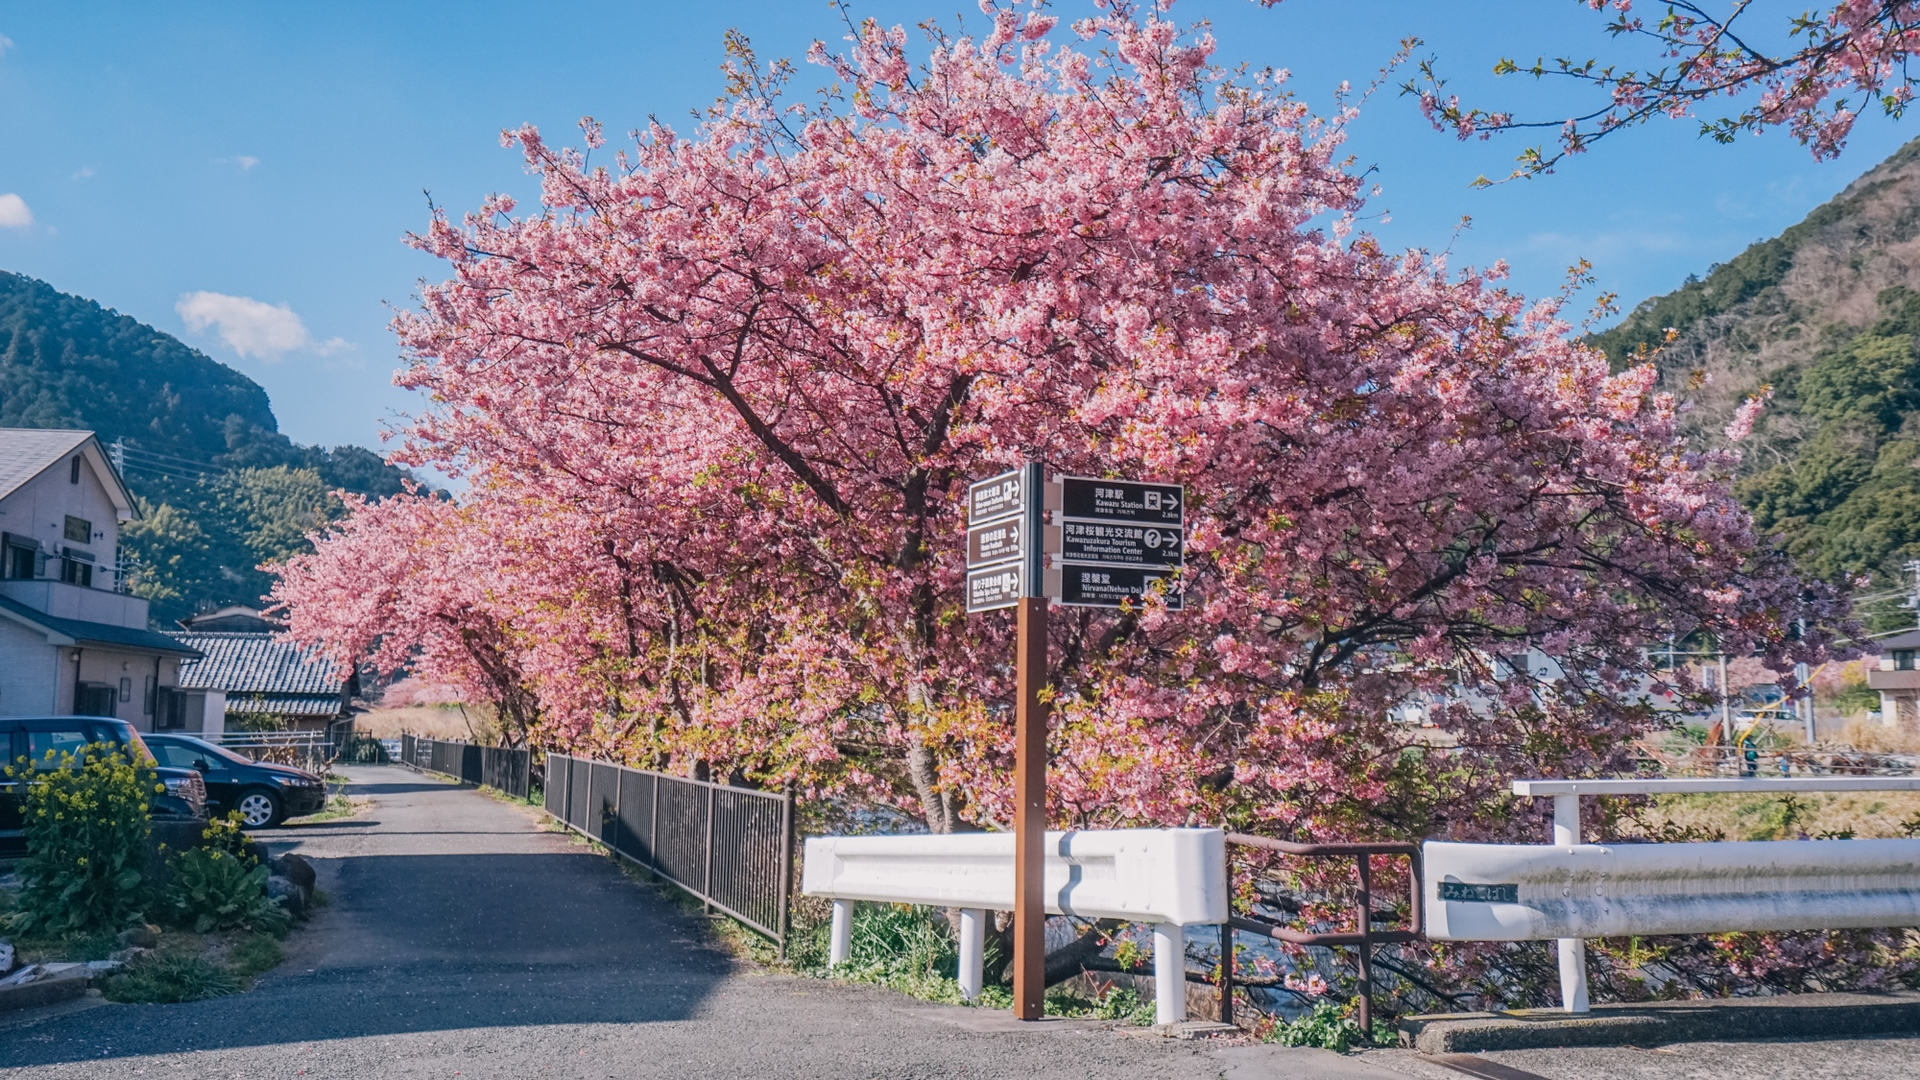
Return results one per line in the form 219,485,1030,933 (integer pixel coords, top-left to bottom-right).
160,828,289,935
1268,999,1395,1053
4,743,157,935
103,951,242,1004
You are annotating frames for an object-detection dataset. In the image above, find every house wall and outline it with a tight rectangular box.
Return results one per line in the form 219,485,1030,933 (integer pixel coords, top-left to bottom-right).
73,647,183,730
0,618,60,716
0,448,125,588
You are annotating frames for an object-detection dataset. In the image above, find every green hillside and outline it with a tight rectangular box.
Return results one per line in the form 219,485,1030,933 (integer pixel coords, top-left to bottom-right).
1589,140,1920,628
0,270,413,626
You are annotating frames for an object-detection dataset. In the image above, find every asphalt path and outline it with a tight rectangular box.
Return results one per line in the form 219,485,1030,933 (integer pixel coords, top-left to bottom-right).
0,766,1248,1080
6,766,1915,1080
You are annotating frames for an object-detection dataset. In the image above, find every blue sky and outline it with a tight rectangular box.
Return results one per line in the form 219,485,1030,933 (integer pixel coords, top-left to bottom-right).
0,1,1912,456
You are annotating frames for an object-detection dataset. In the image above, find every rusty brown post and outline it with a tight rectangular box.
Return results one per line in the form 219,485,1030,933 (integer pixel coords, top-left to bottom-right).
1355,853,1374,1035
1012,592,1050,1020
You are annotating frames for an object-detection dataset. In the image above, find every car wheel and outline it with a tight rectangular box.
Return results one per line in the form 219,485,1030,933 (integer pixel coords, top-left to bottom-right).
236,788,283,829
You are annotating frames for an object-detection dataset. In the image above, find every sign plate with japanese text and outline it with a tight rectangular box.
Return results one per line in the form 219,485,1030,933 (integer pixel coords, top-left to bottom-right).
966,562,1024,613
1057,520,1182,569
1054,564,1182,610
1058,477,1183,527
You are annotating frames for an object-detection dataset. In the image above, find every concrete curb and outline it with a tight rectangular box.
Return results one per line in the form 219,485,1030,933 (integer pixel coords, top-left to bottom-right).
1400,991,1920,1053
0,966,93,1014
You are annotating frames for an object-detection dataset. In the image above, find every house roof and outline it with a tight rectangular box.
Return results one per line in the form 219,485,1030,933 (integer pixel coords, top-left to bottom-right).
0,594,204,656
1879,628,1920,651
172,632,346,695
0,429,136,519
226,693,349,718
177,604,283,632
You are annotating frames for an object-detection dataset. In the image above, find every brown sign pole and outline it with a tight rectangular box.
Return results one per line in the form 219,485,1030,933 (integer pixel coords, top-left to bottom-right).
1012,460,1048,1020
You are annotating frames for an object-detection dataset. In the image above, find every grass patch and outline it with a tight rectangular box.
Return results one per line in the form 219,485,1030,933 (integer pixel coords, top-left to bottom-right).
226,931,284,978
302,794,366,824
103,950,242,1004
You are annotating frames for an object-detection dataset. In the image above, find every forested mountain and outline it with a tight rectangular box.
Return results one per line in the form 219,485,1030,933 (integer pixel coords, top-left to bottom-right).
0,270,413,625
1591,139,1920,628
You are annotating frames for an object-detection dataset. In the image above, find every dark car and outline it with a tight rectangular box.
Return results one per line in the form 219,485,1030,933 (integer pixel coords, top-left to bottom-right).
143,733,327,828
1,716,207,859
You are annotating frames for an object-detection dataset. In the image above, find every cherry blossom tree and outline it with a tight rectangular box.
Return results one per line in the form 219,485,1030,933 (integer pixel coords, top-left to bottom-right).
1399,0,1920,180
274,0,1865,1008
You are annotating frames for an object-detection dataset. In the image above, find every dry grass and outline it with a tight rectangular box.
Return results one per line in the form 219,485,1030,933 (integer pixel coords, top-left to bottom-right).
353,705,479,740
1634,789,1920,841
1837,715,1920,754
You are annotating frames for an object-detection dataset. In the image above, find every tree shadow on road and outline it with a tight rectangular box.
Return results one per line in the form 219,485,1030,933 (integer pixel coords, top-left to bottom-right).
0,851,734,1067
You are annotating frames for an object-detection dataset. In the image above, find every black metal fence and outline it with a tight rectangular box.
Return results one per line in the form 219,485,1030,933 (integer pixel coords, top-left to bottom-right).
398,733,534,801
544,752,795,952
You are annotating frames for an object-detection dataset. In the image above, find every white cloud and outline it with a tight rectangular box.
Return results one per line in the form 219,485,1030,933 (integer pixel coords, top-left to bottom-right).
216,155,260,172
0,34,14,58
175,291,351,361
0,193,32,229
71,166,94,181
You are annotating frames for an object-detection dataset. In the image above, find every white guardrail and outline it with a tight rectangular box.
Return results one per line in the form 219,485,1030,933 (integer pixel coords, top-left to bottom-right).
802,828,1225,1025
1425,777,1920,1014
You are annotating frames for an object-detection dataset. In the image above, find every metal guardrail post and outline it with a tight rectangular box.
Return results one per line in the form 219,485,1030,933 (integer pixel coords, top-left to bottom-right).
1552,794,1590,1014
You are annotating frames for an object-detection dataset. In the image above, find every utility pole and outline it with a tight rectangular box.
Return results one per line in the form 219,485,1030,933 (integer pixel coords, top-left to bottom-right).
1905,559,1920,629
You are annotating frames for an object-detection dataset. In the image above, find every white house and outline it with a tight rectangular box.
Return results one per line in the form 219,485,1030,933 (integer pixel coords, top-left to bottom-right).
0,428,202,725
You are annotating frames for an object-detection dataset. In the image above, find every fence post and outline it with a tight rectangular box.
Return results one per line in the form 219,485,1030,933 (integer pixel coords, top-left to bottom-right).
648,772,660,871
1355,853,1374,1035
1552,793,1590,1013
612,763,625,852
522,749,533,802
703,784,716,913
777,784,795,961
1153,922,1187,1026
1218,832,1234,1026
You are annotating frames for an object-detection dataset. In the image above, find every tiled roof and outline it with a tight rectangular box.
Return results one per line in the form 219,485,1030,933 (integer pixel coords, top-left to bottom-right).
0,429,92,504
172,632,346,695
226,693,347,718
0,594,204,656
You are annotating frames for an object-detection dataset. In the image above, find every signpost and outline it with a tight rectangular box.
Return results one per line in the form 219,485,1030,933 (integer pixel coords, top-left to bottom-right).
964,463,1186,1021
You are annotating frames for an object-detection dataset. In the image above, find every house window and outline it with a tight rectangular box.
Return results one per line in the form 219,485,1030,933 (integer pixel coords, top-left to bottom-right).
60,557,92,588
70,456,81,484
64,515,91,544
6,543,34,580
1898,651,1917,672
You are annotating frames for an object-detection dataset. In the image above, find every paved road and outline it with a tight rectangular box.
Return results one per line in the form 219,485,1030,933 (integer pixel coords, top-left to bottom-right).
4,766,1915,1080
0,766,1253,1080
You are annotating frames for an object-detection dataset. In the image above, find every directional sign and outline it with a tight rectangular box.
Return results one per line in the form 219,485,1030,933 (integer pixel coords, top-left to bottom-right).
1054,564,1182,610
968,518,1026,568
969,470,1026,525
1059,477,1182,527
1057,520,1181,569
966,562,1024,613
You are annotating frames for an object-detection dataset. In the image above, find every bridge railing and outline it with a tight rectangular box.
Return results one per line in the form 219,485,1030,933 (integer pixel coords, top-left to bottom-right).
544,752,795,954
1426,776,1920,1014
801,828,1226,1026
